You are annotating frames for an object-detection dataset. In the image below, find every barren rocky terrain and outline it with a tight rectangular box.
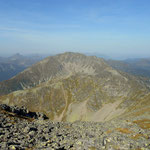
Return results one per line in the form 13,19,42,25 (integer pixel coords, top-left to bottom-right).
1,104,150,150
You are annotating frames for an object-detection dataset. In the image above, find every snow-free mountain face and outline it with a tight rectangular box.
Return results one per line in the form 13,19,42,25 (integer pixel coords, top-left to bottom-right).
0,52,150,122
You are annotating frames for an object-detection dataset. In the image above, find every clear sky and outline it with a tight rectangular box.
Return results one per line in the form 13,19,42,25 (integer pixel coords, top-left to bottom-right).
0,0,150,59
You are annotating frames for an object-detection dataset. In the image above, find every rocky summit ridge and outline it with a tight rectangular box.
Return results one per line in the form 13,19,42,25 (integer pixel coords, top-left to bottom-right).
0,52,108,95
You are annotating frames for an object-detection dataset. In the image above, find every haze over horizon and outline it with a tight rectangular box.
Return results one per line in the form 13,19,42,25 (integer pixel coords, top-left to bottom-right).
0,0,150,59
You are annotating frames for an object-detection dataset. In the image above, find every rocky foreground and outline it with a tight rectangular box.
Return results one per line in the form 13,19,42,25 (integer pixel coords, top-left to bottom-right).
0,104,150,150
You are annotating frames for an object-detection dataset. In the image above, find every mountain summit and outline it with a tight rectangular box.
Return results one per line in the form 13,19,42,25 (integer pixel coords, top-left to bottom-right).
0,52,113,95
0,52,149,122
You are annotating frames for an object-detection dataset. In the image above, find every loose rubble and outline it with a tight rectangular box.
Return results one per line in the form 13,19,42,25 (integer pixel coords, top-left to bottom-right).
0,104,150,150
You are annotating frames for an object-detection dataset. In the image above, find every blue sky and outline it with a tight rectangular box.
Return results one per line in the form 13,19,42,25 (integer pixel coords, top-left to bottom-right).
0,0,150,59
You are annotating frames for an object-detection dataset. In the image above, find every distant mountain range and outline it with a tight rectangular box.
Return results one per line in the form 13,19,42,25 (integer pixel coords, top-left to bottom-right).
0,53,45,81
107,58,150,77
0,52,150,123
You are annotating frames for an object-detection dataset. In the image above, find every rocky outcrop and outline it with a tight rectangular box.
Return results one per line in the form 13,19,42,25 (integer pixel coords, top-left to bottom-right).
0,104,48,120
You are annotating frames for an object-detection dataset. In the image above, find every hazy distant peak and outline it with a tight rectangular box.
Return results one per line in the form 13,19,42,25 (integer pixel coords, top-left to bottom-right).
12,53,23,57
9,53,24,60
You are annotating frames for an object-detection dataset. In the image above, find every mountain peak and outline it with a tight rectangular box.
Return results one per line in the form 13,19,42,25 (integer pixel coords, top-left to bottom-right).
0,52,149,123
9,53,24,60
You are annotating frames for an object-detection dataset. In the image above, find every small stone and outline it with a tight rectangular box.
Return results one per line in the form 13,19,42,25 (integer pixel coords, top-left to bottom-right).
102,138,107,146
76,141,82,145
23,127,30,133
107,138,111,142
9,145,16,150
